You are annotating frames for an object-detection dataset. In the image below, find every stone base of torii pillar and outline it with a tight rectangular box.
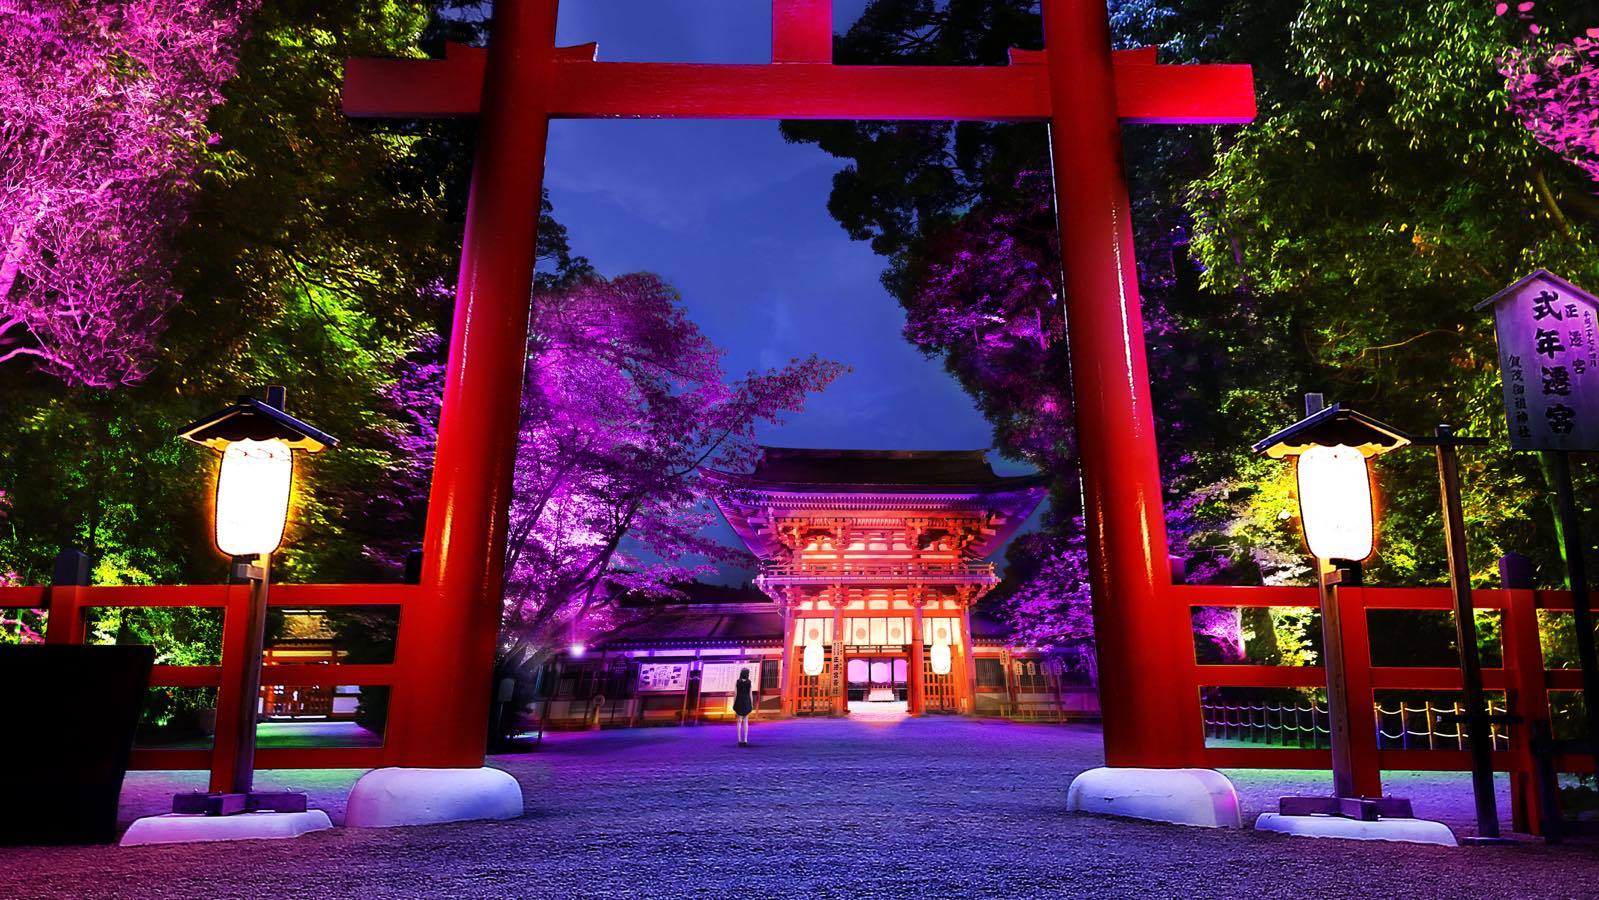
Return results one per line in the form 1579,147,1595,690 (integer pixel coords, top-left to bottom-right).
1066,767,1244,828
344,766,524,828
121,809,333,846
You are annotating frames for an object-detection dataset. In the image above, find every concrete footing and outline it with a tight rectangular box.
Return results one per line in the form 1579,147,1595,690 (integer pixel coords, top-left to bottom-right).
1255,813,1458,846
120,810,332,846
345,766,524,828
1066,767,1243,828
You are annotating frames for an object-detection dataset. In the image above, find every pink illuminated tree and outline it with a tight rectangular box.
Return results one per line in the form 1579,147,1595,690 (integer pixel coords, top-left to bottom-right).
996,527,1095,668
504,274,844,646
1499,8,1599,186
901,172,1073,471
377,274,844,650
0,0,257,386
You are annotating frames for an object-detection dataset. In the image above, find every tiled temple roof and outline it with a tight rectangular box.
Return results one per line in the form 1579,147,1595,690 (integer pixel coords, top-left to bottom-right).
719,447,1048,492
596,603,785,648
705,447,1049,561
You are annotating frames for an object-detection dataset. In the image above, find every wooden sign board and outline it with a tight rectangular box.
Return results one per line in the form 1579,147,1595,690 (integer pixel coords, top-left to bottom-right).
1476,270,1599,451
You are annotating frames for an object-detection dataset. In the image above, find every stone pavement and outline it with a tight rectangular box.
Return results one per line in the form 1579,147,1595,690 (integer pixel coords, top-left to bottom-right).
3,716,1596,898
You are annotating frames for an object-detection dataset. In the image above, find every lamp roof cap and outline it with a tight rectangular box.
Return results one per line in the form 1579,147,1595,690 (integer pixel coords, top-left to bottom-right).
1252,402,1410,459
178,393,337,452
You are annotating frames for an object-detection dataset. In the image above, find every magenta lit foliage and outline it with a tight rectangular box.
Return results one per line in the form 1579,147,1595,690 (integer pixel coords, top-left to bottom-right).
998,526,1094,665
902,171,1073,469
380,274,844,649
1499,11,1599,186
0,0,258,386
0,489,39,643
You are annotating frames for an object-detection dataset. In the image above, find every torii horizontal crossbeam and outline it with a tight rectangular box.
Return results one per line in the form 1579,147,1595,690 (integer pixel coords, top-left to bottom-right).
344,43,1254,124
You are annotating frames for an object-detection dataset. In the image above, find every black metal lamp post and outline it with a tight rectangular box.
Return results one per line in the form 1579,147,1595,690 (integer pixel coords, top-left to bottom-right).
175,386,337,815
1253,396,1413,820
1407,425,1506,841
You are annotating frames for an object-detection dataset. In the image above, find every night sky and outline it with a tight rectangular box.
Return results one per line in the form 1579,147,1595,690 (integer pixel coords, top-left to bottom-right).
540,0,1037,464
538,2,1046,575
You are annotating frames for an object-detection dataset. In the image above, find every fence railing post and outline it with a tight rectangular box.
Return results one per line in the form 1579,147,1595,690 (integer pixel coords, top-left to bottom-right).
1499,552,1554,834
1336,584,1384,797
208,563,255,792
43,548,91,645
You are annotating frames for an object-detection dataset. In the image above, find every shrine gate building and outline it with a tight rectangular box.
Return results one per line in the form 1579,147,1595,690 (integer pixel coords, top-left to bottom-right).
537,448,1098,728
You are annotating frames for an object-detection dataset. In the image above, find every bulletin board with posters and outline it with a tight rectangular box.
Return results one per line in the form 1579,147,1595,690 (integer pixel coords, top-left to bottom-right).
636,662,688,692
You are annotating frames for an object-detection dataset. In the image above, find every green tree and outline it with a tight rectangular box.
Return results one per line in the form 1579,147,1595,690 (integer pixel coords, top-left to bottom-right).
1185,0,1599,586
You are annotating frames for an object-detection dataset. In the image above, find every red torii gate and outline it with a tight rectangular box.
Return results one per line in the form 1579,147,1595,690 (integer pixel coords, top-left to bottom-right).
344,0,1254,772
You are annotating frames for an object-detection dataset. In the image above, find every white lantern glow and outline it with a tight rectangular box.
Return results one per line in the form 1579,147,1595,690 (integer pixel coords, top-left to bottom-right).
214,439,294,557
930,641,952,676
802,642,824,677
1295,444,1375,561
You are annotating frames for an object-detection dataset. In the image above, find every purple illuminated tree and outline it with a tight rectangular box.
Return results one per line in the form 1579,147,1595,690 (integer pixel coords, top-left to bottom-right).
504,274,844,647
377,274,844,650
997,528,1095,669
901,172,1073,474
1501,25,1599,186
0,0,257,386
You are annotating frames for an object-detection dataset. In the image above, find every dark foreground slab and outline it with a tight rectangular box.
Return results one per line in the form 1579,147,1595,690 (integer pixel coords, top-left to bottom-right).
1,717,1595,899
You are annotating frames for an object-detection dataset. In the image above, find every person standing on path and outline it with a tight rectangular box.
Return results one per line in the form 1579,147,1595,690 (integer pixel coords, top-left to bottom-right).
733,667,755,747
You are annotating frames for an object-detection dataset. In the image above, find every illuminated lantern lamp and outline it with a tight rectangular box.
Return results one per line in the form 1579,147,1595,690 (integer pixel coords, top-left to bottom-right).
930,624,953,676
1252,397,1425,825
930,640,952,676
181,386,337,559
171,386,336,816
1252,399,1409,565
802,640,824,677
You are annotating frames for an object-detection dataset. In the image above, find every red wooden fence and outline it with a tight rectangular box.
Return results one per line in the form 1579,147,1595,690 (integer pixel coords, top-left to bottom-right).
0,581,416,792
2,576,1592,832
1172,582,1593,834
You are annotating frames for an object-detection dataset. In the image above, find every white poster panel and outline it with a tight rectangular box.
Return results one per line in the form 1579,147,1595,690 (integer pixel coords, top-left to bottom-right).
1478,270,1599,451
700,661,761,694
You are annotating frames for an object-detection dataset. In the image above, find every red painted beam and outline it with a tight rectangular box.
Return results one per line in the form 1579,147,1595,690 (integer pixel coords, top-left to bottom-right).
0,585,46,608
130,748,212,770
1195,664,1325,689
260,663,397,687
773,0,832,64
150,664,223,688
343,43,1255,124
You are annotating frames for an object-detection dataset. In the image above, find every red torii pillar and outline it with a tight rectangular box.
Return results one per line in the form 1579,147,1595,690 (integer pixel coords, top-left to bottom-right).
345,0,1253,777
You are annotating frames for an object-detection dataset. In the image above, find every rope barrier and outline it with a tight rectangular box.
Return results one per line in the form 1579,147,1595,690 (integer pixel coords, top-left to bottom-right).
1200,699,1510,751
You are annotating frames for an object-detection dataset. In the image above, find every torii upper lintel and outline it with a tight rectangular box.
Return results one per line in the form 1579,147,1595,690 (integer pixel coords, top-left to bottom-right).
343,41,1255,124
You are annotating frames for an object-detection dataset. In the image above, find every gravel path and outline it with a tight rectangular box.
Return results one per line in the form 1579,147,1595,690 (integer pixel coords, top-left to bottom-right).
2,717,1596,898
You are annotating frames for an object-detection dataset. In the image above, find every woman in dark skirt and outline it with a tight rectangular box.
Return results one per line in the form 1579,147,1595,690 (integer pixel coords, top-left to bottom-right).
733,667,755,747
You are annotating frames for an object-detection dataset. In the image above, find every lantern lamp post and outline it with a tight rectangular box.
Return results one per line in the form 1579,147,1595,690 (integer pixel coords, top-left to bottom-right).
176,386,336,816
1253,396,1417,822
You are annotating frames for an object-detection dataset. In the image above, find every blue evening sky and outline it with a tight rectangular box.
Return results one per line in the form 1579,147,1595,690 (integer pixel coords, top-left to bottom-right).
540,0,1036,466
537,2,1046,578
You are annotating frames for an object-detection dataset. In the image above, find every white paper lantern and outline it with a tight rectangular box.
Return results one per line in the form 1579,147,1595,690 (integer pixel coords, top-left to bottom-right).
930,641,952,676
1295,444,1375,561
802,642,824,677
214,439,293,557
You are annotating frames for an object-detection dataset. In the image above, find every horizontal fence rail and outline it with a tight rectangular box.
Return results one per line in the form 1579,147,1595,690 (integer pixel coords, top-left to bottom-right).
0,581,418,791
